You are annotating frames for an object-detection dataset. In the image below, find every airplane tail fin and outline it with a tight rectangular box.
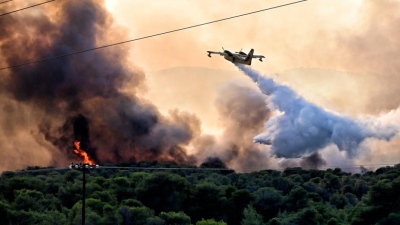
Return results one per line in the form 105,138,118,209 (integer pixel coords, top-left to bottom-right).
244,49,254,65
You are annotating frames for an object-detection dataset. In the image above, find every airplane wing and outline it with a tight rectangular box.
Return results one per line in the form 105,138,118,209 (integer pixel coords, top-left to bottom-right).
252,55,265,59
207,51,224,57
252,54,265,62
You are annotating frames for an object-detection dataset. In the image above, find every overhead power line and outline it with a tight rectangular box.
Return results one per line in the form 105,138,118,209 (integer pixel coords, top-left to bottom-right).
0,0,55,17
11,162,399,174
0,0,13,5
0,0,307,71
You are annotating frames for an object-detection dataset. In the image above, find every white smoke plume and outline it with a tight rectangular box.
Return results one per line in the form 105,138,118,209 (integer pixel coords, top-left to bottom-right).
236,64,400,158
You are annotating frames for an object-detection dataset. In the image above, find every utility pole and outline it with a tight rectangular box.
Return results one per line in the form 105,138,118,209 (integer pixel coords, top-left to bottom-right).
70,163,99,225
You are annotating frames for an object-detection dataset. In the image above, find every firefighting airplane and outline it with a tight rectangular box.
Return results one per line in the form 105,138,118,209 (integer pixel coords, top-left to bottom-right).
207,48,265,65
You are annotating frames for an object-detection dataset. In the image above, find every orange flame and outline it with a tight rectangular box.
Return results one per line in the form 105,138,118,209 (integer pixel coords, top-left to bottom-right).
73,141,95,165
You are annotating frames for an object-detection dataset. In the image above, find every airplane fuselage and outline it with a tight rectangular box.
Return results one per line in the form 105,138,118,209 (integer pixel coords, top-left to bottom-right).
207,48,262,65
223,50,252,65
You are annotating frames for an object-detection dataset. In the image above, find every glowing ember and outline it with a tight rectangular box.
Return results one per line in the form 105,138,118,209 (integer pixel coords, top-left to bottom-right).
73,141,95,165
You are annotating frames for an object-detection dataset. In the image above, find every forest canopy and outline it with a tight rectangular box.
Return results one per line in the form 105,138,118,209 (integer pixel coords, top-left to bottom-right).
1,161,399,225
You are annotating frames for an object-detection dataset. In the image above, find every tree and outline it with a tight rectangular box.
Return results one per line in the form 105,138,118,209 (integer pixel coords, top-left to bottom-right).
241,205,263,225
377,212,400,225
13,189,45,211
351,177,400,225
329,193,347,209
188,182,227,222
85,198,105,215
136,172,190,213
4,176,46,201
275,208,319,225
102,204,121,225
118,206,155,225
159,211,191,225
322,173,341,192
227,189,255,225
196,218,227,225
285,186,309,211
271,177,294,195
113,177,134,202
41,210,68,225
146,216,165,225
0,201,11,224
253,187,283,221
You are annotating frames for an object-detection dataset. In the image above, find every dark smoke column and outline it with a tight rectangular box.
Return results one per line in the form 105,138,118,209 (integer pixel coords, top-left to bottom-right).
73,114,90,152
0,0,198,166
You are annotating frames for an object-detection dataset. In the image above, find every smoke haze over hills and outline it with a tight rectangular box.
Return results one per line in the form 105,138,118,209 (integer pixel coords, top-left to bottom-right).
1,0,400,172
0,0,201,170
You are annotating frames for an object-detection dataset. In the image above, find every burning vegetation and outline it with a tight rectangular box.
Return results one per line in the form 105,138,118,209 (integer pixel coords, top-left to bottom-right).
0,0,201,167
73,141,95,165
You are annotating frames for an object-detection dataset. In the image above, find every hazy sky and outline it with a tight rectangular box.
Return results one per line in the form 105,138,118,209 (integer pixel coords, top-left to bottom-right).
103,0,400,169
1,0,400,171
104,0,363,72
103,0,400,115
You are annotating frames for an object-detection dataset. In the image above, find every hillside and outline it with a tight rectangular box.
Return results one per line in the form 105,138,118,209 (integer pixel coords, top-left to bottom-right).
1,161,399,225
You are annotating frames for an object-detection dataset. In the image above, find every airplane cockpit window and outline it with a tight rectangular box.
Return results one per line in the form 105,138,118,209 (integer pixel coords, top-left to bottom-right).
224,50,233,56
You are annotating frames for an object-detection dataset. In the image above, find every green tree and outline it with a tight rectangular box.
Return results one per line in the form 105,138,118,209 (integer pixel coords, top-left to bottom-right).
285,186,309,211
253,187,283,221
196,218,227,225
0,201,11,224
41,210,68,225
329,193,347,209
58,182,82,208
119,206,155,225
10,210,44,225
13,189,45,211
188,182,227,222
146,216,166,225
159,211,191,225
322,173,341,192
350,178,400,225
354,179,369,199
4,176,46,201
377,212,400,225
227,189,255,225
275,208,319,225
9,209,67,225
85,198,105,215
101,204,121,225
113,177,134,202
241,205,263,225
136,172,190,213
89,190,117,206
64,170,81,183
271,177,294,195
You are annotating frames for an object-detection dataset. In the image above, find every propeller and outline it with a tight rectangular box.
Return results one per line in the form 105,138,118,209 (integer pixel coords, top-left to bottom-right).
235,48,243,54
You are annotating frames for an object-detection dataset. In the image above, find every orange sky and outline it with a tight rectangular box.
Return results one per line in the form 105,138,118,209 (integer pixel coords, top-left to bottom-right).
1,0,399,171
103,0,400,123
103,0,400,115
104,0,400,168
104,0,364,72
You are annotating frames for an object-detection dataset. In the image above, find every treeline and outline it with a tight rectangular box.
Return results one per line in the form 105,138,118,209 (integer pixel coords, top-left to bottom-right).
0,160,399,225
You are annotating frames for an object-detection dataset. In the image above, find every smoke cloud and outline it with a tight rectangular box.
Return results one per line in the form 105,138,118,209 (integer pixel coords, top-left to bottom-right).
192,81,273,170
0,0,200,169
299,152,326,169
236,64,400,158
2,0,399,172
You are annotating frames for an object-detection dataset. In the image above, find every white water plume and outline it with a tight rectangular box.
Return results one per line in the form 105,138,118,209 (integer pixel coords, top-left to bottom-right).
236,64,400,158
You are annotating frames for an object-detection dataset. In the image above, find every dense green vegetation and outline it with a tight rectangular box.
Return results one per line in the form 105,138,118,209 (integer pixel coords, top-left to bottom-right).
0,160,399,225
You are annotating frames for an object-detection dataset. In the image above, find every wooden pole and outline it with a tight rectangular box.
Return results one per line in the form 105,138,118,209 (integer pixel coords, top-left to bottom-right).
82,164,86,225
